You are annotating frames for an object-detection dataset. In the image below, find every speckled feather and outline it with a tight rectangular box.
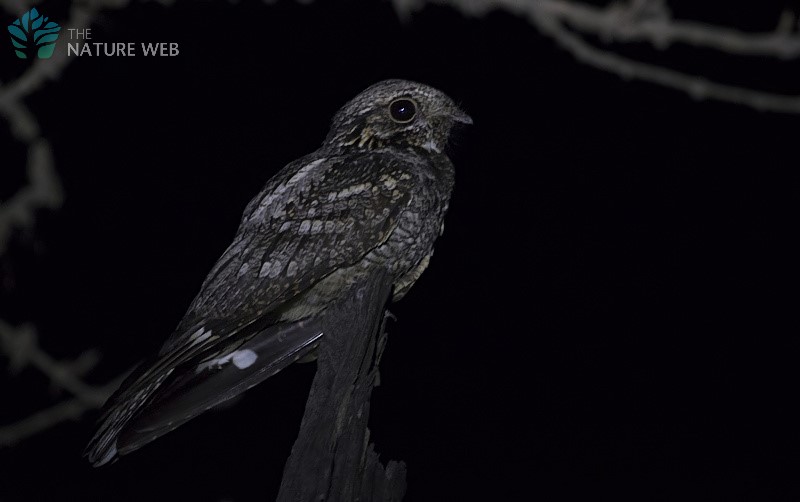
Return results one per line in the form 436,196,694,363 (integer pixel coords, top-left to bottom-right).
85,79,470,466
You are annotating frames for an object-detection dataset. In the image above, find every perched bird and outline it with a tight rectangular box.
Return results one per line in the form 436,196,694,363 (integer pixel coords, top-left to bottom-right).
85,79,471,466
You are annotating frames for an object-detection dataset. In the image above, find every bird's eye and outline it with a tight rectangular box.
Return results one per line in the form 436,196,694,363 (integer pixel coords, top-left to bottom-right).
389,98,417,123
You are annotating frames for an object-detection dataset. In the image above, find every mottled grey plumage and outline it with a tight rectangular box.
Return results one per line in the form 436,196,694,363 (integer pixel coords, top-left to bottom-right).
85,79,470,466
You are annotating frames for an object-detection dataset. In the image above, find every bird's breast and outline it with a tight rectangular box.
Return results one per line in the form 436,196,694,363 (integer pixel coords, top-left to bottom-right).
366,158,453,297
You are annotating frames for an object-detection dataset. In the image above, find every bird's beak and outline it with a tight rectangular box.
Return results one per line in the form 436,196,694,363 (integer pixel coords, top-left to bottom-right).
450,108,473,125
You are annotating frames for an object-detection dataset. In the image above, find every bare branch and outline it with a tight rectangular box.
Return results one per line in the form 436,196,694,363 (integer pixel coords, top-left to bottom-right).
0,320,126,447
398,0,800,57
0,0,149,445
0,398,95,447
0,0,205,254
277,268,406,502
0,321,109,405
0,0,242,451
0,0,30,17
534,0,800,58
0,378,124,447
395,0,800,113
0,136,63,255
533,12,800,113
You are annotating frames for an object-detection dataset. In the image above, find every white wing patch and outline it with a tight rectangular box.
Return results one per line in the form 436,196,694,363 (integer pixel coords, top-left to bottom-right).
232,349,258,369
196,349,259,373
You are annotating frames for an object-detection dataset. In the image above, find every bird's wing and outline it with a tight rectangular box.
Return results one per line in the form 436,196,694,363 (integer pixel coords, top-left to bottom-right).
167,150,412,345
85,151,415,466
116,318,326,457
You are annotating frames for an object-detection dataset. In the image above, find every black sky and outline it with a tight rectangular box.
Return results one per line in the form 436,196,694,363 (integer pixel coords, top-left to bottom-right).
1,1,797,501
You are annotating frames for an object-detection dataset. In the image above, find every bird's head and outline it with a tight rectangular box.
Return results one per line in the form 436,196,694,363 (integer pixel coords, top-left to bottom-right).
325,79,472,154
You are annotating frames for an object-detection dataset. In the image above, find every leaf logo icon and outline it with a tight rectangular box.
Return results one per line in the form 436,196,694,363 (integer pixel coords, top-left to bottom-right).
8,8,61,59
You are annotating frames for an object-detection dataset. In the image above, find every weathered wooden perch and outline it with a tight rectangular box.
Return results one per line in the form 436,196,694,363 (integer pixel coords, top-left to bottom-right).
276,268,407,502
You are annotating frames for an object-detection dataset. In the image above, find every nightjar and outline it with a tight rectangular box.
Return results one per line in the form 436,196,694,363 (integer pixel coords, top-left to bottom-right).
85,79,471,466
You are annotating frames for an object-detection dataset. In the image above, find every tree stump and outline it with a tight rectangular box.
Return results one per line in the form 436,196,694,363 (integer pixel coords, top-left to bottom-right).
276,268,406,502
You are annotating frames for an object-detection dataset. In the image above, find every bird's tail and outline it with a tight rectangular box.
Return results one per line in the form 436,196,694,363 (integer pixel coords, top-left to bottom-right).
84,318,324,466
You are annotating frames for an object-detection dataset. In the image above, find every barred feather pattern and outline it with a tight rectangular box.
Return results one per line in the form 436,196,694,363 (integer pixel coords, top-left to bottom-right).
85,79,470,466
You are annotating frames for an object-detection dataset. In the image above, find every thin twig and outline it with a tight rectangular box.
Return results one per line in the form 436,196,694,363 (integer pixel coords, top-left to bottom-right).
0,320,127,446
0,0,212,451
0,321,109,405
394,0,800,113
535,0,800,57
533,12,800,113
0,377,124,447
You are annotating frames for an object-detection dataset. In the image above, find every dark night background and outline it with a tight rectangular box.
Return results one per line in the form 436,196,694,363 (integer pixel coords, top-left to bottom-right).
1,1,797,500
